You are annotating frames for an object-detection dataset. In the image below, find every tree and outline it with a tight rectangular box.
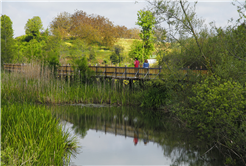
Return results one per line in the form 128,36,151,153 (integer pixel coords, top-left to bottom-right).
110,45,124,65
88,46,96,62
50,12,71,39
128,40,144,61
136,10,156,62
147,0,212,71
25,16,43,40
1,15,15,65
232,0,246,23
69,10,118,47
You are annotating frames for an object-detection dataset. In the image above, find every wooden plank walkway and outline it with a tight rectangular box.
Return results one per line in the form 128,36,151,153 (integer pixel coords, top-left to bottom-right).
88,65,162,80
3,63,162,80
4,63,208,81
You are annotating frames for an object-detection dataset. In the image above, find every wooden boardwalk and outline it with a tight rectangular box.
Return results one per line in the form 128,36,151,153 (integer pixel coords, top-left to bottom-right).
4,63,208,81
57,65,162,80
3,64,162,80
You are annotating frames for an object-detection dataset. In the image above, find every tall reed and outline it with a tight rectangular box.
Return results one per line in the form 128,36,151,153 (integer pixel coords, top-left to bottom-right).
1,63,144,105
1,103,78,165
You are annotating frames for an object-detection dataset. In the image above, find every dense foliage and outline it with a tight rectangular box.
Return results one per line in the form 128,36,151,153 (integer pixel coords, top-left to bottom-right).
136,10,155,62
1,15,15,65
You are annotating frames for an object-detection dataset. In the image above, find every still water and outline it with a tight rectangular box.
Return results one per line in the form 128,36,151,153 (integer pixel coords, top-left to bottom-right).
51,104,224,166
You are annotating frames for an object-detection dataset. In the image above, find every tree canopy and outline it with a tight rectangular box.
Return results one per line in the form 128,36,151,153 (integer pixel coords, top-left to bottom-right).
1,15,15,65
50,10,140,48
25,16,43,39
136,10,156,62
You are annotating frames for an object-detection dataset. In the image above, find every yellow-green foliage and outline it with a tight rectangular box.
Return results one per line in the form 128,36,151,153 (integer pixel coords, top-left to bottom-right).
115,38,141,53
174,76,246,163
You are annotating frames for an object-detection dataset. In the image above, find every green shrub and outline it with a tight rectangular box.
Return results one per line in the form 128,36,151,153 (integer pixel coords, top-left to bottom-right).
141,80,170,109
176,76,246,163
110,45,124,64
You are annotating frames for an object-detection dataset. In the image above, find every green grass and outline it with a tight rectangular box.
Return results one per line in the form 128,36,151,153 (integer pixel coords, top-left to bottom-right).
1,103,78,165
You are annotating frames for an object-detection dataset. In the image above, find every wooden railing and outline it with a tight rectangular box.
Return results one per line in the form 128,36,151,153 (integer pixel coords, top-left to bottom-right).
3,63,25,72
87,65,162,80
4,64,208,80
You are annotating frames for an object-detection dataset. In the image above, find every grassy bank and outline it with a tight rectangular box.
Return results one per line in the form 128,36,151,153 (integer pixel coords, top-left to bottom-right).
1,103,78,165
1,65,82,165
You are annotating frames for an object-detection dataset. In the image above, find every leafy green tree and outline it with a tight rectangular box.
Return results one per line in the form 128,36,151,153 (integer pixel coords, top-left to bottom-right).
1,15,15,65
88,46,96,62
128,40,144,61
42,35,61,69
136,10,155,62
110,45,124,65
50,12,71,39
182,77,246,164
71,56,94,84
24,16,43,40
147,0,212,71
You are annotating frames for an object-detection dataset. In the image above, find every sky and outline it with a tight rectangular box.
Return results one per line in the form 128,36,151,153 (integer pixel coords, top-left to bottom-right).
1,0,242,38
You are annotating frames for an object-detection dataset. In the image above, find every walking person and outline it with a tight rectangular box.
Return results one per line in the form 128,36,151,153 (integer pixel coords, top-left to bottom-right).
143,59,149,68
134,58,140,68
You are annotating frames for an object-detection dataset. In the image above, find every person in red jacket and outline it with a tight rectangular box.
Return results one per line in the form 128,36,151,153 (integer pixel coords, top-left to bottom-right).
134,58,140,68
133,130,138,146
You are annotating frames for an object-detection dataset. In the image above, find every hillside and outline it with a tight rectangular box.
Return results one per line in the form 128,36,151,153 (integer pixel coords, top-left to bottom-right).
60,38,141,66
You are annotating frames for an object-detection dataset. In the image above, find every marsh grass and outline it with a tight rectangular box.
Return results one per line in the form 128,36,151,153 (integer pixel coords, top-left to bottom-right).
1,103,78,165
1,63,143,105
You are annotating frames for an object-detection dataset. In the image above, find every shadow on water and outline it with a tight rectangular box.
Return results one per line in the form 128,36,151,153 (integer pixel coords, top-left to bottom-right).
51,104,224,166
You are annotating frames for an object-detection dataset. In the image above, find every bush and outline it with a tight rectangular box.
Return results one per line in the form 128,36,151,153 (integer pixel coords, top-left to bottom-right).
110,45,124,64
176,76,246,164
141,80,170,109
72,56,94,84
88,46,96,62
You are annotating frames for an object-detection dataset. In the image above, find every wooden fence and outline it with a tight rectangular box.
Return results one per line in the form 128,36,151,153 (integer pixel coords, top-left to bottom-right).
3,63,25,72
4,63,208,81
88,65,162,80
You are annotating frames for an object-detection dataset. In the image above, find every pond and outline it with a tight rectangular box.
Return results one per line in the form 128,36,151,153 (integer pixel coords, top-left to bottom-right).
51,104,224,166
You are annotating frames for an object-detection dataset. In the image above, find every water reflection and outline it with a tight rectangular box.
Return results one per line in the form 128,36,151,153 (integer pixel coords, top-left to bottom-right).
51,104,224,166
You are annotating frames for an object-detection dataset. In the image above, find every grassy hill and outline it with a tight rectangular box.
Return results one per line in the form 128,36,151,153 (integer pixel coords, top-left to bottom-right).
60,38,141,66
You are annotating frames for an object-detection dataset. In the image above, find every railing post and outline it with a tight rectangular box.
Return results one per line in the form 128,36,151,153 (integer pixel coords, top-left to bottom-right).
159,66,162,79
115,65,117,78
95,64,98,76
66,65,68,81
125,65,127,79
148,66,150,79
200,66,202,82
105,64,107,77
137,66,139,79
187,66,190,82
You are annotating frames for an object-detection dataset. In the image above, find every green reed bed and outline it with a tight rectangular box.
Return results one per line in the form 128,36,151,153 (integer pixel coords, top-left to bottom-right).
1,103,78,165
1,70,143,105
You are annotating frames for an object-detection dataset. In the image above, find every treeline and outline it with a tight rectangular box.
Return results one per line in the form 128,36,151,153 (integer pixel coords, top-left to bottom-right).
1,10,140,67
143,0,246,165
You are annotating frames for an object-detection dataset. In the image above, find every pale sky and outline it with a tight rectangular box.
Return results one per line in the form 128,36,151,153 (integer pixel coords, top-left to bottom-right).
1,0,242,38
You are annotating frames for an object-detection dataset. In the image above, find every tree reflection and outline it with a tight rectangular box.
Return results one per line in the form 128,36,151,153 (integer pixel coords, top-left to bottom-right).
51,105,224,166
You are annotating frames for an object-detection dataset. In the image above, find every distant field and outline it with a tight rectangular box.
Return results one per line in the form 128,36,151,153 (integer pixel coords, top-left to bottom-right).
115,38,140,53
